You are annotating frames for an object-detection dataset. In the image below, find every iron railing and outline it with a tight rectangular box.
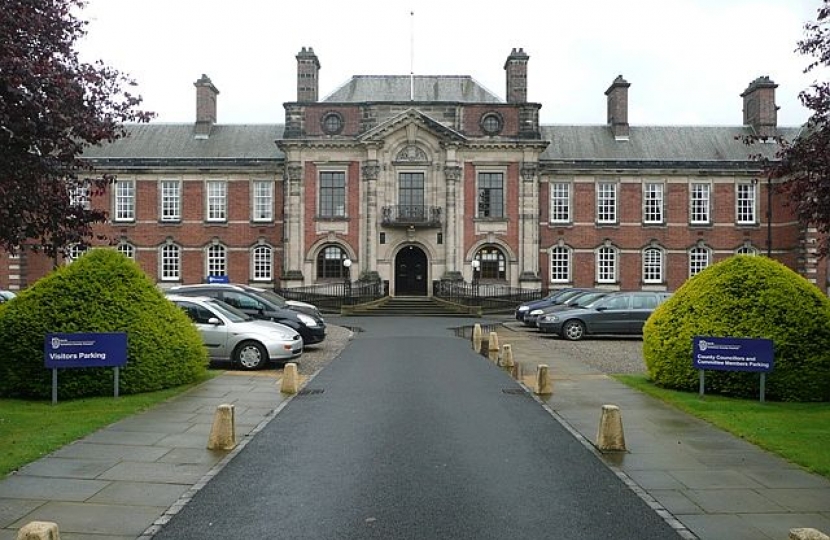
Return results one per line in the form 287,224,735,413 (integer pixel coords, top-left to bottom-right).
381,205,442,227
433,281,543,313
277,280,387,314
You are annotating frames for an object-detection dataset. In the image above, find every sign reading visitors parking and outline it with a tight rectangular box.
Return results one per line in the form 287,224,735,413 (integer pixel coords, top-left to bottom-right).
692,336,774,373
45,333,128,368
44,332,128,404
692,336,774,402
208,275,230,284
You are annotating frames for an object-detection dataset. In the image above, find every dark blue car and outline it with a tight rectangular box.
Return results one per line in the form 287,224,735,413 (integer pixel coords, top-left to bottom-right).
515,288,598,325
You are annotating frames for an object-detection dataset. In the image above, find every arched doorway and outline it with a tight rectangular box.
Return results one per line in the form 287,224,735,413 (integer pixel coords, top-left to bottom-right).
394,245,428,296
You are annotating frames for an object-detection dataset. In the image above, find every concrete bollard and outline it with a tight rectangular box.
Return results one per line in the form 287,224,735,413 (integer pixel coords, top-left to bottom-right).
479,337,489,357
500,344,514,368
790,529,830,540
281,362,299,394
488,332,500,363
596,404,626,452
472,323,482,351
534,364,552,395
16,522,60,540
207,403,236,451
510,362,522,381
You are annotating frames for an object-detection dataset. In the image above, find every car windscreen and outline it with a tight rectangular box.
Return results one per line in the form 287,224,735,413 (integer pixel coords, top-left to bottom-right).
206,299,254,322
573,292,607,307
251,289,288,308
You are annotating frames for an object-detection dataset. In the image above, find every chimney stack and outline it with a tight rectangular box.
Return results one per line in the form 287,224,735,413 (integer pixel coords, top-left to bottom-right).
504,48,529,103
194,74,219,139
741,76,778,139
605,75,630,141
296,47,321,102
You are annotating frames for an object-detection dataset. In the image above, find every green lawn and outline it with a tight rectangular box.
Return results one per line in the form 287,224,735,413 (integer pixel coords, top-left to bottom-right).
614,374,830,479
0,374,217,477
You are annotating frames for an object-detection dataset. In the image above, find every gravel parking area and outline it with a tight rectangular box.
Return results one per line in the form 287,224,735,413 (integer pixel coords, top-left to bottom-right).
294,323,353,375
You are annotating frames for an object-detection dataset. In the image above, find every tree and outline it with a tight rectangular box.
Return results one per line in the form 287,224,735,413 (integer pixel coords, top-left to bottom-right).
0,0,153,259
748,1,830,256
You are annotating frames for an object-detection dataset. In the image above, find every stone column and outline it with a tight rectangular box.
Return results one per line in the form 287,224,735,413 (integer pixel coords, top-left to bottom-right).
362,159,380,278
444,164,462,279
519,163,541,286
282,161,305,284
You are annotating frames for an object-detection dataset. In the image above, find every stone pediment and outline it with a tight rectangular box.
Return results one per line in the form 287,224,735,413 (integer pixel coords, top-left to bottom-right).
358,108,468,146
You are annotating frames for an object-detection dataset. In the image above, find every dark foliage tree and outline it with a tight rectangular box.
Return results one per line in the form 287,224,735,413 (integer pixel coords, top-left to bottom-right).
0,0,153,258
746,1,830,256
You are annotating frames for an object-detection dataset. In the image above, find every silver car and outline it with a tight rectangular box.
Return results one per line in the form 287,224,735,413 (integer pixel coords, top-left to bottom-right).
168,295,303,370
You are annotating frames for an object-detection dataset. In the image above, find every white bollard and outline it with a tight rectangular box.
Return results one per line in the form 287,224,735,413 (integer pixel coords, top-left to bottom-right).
472,323,482,351
534,364,552,395
596,404,626,452
281,362,299,394
207,403,236,451
790,528,830,540
501,344,514,368
488,332,500,363
17,521,60,540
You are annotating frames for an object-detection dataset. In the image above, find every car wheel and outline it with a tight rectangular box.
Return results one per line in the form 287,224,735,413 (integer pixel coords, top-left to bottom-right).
561,320,585,341
234,340,267,370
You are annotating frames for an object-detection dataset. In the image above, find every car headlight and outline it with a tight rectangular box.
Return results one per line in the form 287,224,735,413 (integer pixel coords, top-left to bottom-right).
530,309,543,316
541,315,559,322
297,313,318,327
517,306,529,312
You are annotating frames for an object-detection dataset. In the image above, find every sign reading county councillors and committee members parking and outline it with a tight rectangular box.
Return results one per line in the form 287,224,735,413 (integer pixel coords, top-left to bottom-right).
44,332,128,403
692,336,774,401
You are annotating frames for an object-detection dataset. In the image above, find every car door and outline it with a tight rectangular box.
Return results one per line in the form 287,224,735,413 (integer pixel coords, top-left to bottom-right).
589,294,631,333
628,293,659,334
177,301,229,358
220,291,265,321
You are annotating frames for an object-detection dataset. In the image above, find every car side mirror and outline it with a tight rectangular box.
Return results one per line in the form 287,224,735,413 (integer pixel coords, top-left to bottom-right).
595,306,607,312
208,317,221,325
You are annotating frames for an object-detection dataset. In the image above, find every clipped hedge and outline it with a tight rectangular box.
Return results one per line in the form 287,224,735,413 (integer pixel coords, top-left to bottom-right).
643,255,830,402
0,249,208,399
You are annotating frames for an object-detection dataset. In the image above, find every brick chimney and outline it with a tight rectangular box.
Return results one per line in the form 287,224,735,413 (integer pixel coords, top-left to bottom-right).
741,76,778,138
504,48,529,103
296,47,321,102
194,74,219,139
605,75,630,141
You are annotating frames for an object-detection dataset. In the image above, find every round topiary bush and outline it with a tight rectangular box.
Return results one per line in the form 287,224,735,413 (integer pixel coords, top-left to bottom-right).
0,248,208,399
643,255,830,402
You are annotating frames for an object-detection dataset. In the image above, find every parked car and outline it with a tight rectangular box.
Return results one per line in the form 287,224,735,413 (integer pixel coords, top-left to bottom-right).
537,291,672,340
164,284,327,345
168,295,303,369
516,288,599,326
0,290,16,303
529,290,611,329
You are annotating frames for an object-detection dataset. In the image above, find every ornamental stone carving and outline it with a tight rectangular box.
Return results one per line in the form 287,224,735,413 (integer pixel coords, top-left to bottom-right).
521,163,538,182
444,166,461,182
396,145,428,163
362,161,380,181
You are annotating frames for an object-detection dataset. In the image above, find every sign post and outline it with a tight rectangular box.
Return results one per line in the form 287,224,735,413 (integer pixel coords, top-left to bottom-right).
45,332,128,404
692,336,774,402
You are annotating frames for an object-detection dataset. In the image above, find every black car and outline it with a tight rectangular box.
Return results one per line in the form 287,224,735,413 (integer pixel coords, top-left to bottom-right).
164,284,326,345
516,288,599,326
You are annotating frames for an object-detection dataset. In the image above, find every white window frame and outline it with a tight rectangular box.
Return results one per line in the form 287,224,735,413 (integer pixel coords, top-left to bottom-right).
642,247,663,284
206,243,227,277
550,182,571,224
116,241,135,260
160,180,182,222
736,245,758,256
160,243,181,281
643,182,664,224
690,182,711,224
549,245,571,283
596,245,617,283
596,182,617,224
205,180,228,222
69,182,91,210
689,246,711,277
113,179,135,222
251,245,273,281
736,182,757,224
66,244,87,264
252,180,274,222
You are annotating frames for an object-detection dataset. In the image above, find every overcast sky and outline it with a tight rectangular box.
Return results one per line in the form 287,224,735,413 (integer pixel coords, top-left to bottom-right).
77,0,823,127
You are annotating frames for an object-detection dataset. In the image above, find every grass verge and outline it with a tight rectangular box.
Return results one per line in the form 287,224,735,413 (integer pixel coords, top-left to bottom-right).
0,372,219,477
614,374,830,479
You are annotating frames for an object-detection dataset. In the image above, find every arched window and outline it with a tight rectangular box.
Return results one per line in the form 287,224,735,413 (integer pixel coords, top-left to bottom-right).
596,245,618,283
736,245,758,256
251,245,273,281
66,244,87,264
475,246,506,280
317,245,349,279
549,245,571,283
642,247,663,284
116,242,135,260
159,243,180,281
689,246,711,277
206,244,227,278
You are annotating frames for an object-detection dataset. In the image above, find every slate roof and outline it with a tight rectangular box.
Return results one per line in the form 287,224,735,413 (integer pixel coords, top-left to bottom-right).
540,125,800,164
322,75,502,103
81,124,285,160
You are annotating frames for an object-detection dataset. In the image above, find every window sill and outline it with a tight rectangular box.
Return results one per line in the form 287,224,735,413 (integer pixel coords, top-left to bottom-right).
473,217,508,223
315,216,349,222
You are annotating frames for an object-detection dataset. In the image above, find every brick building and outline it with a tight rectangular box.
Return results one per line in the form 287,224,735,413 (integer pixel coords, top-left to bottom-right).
1,48,825,295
